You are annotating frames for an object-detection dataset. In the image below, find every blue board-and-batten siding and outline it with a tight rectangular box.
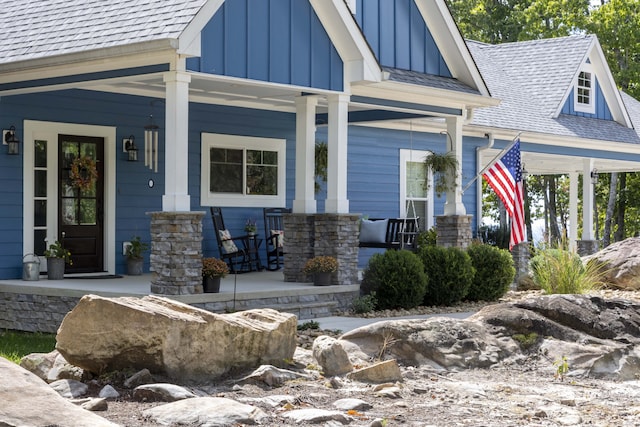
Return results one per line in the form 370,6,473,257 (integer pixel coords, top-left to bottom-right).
561,78,612,120
188,0,343,92
354,0,451,77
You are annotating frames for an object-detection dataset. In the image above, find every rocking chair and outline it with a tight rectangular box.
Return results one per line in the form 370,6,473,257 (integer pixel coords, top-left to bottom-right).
263,207,291,270
210,207,248,273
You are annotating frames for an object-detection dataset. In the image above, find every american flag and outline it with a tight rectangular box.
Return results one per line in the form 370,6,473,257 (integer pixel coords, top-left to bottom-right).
482,139,526,249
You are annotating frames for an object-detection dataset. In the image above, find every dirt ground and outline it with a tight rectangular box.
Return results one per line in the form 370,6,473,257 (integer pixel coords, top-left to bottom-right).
94,289,640,426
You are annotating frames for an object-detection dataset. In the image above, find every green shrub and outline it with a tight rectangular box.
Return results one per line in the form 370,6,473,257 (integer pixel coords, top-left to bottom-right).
416,227,437,248
361,250,427,310
351,292,378,314
419,246,474,306
466,243,515,301
530,248,603,294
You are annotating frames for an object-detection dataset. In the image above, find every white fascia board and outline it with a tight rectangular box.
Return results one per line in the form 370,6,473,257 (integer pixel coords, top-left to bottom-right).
353,81,500,111
178,0,225,56
414,0,491,97
310,0,381,83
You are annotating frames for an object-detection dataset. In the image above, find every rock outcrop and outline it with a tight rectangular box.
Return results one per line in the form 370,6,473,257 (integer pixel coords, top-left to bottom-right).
584,237,640,289
56,295,297,381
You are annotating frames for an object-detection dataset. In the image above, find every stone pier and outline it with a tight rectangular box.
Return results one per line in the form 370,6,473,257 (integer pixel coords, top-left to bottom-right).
436,215,473,248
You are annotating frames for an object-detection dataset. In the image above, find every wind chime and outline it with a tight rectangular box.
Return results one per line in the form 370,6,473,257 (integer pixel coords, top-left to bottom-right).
144,103,159,174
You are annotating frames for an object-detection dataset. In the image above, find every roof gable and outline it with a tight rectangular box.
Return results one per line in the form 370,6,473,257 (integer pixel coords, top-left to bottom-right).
0,0,209,65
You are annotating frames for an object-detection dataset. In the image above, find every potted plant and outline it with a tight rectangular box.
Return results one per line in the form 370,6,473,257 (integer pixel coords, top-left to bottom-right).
202,257,229,293
244,218,257,236
302,255,338,286
43,240,72,280
423,152,459,197
125,236,149,276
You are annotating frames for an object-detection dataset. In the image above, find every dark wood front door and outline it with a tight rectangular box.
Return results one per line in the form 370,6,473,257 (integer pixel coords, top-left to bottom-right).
58,135,104,273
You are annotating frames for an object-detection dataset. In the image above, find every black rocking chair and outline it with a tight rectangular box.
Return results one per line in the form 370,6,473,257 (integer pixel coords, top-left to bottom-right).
263,207,291,271
210,207,249,273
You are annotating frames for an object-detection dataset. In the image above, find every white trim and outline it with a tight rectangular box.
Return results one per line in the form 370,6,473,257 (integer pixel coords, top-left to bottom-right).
574,64,596,114
200,133,286,208
400,149,434,229
178,0,226,56
23,120,116,274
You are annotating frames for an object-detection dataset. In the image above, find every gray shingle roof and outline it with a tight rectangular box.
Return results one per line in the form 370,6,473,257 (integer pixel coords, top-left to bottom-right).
468,35,640,144
0,0,208,64
382,66,481,95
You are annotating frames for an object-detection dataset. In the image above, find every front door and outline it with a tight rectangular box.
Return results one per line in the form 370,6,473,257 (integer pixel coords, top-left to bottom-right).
58,135,105,273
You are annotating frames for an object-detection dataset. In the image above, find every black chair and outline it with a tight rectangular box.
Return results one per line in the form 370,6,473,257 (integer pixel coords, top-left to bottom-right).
263,207,291,270
210,207,248,273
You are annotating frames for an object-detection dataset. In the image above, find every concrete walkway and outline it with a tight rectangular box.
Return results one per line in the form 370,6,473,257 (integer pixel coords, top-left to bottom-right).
306,311,475,333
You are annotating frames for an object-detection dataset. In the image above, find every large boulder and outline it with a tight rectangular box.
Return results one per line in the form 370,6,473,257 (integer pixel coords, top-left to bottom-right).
56,295,297,381
584,237,640,290
339,294,640,380
0,357,118,426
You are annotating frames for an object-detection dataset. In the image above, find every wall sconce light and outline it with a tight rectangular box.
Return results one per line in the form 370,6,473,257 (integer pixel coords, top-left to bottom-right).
144,114,159,173
3,125,20,155
590,168,599,184
124,135,138,162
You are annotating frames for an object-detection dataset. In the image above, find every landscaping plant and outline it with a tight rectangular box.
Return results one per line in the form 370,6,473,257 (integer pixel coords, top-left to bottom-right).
361,250,427,310
419,245,474,306
530,248,604,294
466,243,515,301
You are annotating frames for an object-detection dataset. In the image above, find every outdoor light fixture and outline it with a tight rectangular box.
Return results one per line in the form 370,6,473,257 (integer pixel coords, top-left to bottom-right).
590,168,599,184
3,125,20,155
124,135,138,162
144,112,159,173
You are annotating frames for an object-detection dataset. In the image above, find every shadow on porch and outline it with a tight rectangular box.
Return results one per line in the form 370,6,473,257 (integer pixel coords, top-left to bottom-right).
0,271,360,333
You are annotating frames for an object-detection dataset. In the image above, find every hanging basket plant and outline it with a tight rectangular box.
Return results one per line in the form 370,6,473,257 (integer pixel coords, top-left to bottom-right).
70,156,98,192
424,152,458,197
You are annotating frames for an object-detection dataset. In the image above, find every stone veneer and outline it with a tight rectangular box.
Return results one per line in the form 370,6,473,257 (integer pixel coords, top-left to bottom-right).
577,240,600,256
511,241,531,288
149,211,205,295
436,215,473,248
283,213,360,286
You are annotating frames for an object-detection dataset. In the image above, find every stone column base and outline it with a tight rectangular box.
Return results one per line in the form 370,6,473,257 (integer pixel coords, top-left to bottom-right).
435,215,472,249
149,211,205,295
511,241,531,290
577,240,600,256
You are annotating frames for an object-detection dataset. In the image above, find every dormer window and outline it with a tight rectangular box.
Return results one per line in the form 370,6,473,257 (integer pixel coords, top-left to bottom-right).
574,67,595,114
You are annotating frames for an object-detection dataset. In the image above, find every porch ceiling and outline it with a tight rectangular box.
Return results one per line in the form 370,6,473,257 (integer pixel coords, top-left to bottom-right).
480,148,640,175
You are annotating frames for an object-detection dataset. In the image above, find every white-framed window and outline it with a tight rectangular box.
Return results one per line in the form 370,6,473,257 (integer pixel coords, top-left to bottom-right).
400,149,433,231
201,133,286,207
574,65,596,114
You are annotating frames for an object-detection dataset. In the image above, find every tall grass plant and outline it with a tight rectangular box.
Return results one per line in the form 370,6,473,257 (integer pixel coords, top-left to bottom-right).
530,248,605,294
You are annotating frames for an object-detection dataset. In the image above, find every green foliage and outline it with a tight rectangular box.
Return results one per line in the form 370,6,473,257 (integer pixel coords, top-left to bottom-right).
125,236,149,260
314,141,328,194
361,250,428,310
530,248,604,294
351,292,378,314
423,152,459,197
512,332,539,350
416,227,438,248
554,355,569,381
297,320,320,331
419,246,475,306
0,330,56,364
466,243,515,301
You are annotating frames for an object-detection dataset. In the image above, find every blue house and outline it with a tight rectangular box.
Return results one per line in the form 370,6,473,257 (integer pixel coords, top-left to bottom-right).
1,0,639,289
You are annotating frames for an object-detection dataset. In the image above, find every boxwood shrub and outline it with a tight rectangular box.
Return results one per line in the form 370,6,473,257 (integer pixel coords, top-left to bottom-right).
466,243,515,301
419,245,474,306
361,250,428,310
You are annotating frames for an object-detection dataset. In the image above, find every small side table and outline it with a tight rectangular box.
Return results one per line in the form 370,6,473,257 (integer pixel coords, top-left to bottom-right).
244,235,264,272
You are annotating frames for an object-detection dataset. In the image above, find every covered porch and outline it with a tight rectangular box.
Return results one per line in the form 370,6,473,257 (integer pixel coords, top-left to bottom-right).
0,271,359,333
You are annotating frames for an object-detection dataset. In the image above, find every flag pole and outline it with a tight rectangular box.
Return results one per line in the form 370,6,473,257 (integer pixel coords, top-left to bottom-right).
461,132,522,194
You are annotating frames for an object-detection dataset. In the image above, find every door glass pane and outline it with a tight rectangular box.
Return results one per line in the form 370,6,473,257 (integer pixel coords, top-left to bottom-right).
34,140,47,168
61,142,78,168
34,170,47,197
34,200,47,227
34,230,47,256
80,199,97,225
62,199,78,225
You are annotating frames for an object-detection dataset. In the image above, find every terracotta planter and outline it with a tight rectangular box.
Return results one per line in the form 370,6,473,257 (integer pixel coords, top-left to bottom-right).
313,272,332,286
203,276,221,293
127,258,144,276
46,257,65,280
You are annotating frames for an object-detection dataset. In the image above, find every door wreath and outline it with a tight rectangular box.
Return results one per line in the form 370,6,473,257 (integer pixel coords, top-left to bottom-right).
70,156,98,192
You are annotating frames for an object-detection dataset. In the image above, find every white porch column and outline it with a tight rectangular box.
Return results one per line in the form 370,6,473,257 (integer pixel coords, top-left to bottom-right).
444,116,466,215
325,94,350,214
293,96,318,214
162,71,191,212
582,159,595,240
569,171,579,251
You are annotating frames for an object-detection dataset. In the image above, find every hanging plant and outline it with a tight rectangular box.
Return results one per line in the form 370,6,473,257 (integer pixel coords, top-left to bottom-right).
424,152,459,197
70,156,98,192
314,140,328,194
